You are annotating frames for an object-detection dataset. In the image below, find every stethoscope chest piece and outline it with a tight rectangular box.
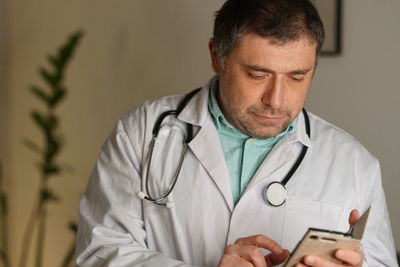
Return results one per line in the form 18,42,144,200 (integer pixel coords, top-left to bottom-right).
264,182,287,207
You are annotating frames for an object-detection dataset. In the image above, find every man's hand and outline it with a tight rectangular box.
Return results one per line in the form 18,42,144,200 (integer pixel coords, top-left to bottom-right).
295,209,363,267
218,235,290,267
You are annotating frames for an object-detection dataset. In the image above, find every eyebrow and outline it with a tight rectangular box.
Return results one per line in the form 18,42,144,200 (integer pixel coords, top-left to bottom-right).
244,64,313,75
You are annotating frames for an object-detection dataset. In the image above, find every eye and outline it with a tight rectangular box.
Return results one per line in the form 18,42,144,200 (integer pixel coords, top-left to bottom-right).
248,72,266,80
290,75,305,82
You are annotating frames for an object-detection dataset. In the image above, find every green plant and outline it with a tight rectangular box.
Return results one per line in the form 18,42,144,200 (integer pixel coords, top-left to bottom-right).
0,30,83,267
0,162,10,267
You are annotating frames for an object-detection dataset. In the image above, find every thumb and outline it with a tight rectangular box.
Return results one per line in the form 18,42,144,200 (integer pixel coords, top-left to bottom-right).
349,209,361,226
265,249,290,266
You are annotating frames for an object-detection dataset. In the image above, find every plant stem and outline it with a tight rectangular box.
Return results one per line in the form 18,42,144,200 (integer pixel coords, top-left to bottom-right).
34,203,46,267
0,250,11,267
0,162,10,267
18,200,39,267
59,240,75,267
0,220,10,267
0,223,9,267
34,176,49,267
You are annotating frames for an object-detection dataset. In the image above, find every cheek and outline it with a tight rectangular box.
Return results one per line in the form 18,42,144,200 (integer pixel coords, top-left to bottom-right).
230,88,257,114
285,83,310,108
220,80,251,112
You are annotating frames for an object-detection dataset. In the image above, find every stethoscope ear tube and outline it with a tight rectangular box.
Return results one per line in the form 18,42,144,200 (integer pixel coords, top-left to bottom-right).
139,88,202,208
152,110,177,137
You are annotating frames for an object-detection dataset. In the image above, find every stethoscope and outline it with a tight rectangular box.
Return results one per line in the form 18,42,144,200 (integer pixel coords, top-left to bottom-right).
137,88,311,208
264,108,310,207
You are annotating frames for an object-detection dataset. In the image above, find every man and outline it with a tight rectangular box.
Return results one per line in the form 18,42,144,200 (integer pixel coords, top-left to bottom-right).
76,0,397,266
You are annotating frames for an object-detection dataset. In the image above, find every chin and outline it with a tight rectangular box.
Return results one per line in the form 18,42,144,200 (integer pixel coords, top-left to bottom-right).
247,129,282,139
249,123,291,138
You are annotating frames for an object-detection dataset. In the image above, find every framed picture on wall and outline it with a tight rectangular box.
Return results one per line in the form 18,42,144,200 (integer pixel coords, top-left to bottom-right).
311,0,342,55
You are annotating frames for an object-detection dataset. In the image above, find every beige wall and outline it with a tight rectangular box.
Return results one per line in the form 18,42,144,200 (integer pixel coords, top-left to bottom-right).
0,1,9,160
3,0,399,266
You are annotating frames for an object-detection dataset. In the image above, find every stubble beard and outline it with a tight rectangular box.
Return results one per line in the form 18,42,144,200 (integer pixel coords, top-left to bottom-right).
226,107,294,139
239,115,291,139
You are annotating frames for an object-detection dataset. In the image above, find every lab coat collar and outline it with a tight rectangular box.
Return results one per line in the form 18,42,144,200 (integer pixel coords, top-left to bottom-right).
178,77,215,127
287,110,312,148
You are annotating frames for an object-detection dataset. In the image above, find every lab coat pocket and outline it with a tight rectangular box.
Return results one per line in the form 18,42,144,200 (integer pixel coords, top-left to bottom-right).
281,196,345,251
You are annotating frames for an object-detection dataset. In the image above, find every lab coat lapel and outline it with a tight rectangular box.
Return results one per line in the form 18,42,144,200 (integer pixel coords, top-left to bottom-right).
178,77,234,211
189,119,234,211
245,111,312,192
248,140,295,189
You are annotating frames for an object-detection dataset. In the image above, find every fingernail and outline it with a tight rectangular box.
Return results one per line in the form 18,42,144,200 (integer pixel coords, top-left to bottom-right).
304,256,315,265
336,250,344,258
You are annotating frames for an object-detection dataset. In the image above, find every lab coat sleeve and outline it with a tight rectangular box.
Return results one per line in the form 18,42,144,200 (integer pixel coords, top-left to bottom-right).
76,119,203,267
358,161,398,267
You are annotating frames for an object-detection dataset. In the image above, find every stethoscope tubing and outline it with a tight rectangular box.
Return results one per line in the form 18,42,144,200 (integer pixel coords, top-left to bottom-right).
138,88,201,207
281,109,310,186
264,108,310,207
139,88,311,208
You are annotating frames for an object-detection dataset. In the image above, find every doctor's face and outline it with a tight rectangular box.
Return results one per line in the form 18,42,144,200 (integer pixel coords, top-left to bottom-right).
209,34,317,139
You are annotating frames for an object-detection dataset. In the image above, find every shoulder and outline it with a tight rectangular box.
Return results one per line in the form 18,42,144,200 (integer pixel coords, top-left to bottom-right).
100,93,187,165
123,94,184,122
304,112,382,211
308,112,378,168
117,93,186,133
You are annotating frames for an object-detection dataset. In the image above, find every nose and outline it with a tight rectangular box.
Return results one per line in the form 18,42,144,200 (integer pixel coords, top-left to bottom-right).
261,76,284,110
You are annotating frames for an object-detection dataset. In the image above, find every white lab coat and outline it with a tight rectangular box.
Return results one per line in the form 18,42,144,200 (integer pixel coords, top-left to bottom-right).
76,78,398,267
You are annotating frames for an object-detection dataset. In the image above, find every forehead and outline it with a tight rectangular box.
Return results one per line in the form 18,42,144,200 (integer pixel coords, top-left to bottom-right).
228,34,317,71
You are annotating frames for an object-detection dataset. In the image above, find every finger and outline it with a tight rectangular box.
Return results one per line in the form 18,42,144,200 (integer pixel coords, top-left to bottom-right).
265,249,290,266
225,243,267,267
219,254,254,267
303,255,343,267
335,248,363,266
235,235,285,254
348,209,360,226
239,246,268,267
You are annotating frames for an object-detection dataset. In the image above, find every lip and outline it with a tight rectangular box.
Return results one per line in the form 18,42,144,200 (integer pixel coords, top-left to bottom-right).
252,112,284,122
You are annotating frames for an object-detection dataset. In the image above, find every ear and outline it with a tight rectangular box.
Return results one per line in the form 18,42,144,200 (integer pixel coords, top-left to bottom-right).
208,38,222,75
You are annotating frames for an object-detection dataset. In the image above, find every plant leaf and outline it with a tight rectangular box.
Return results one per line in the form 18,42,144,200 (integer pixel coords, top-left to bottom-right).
60,162,75,175
30,85,51,105
22,139,42,155
46,54,59,69
0,193,7,217
46,114,59,131
49,87,66,108
45,136,63,163
68,221,77,233
31,110,47,130
41,161,61,176
56,30,84,70
31,111,60,134
40,188,59,203
39,67,61,89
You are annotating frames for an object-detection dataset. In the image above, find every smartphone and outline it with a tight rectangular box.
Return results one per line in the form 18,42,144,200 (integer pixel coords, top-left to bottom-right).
283,207,371,267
